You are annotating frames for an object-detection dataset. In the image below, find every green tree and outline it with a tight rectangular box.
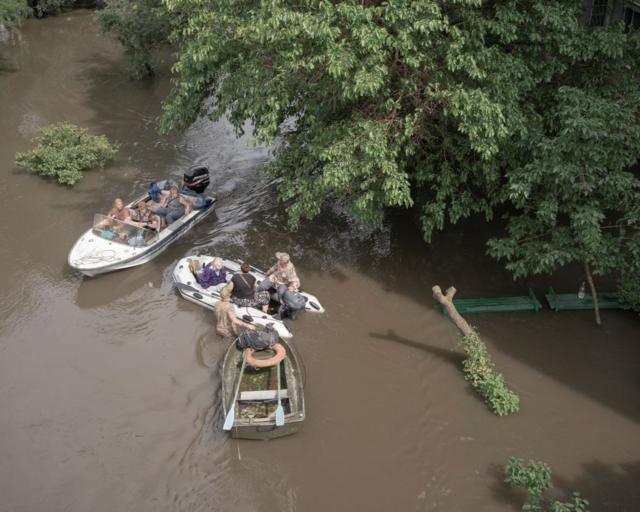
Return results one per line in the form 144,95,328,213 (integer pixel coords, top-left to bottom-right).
161,0,640,306
487,85,640,323
97,0,171,79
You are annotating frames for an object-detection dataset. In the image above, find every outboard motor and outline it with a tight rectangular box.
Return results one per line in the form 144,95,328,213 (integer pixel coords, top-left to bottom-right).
278,291,307,320
183,166,210,194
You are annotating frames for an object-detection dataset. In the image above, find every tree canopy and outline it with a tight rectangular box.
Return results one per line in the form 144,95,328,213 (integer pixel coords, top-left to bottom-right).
158,0,640,306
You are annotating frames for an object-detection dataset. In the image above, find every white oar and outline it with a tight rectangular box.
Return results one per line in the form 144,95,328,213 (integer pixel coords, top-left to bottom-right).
275,360,285,427
223,351,247,431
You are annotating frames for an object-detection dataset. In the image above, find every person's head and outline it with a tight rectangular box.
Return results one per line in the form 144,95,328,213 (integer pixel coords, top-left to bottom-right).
241,262,250,273
138,202,147,212
169,185,179,197
114,198,124,210
212,257,223,271
219,286,231,302
275,252,290,267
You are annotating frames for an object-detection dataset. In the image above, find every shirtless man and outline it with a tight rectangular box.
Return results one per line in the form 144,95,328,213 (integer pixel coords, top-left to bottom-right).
107,198,131,222
97,198,131,231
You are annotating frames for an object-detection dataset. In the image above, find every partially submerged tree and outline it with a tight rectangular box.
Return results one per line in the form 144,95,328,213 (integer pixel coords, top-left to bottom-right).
97,0,171,79
433,285,519,416
487,85,640,325
161,0,640,308
505,457,590,512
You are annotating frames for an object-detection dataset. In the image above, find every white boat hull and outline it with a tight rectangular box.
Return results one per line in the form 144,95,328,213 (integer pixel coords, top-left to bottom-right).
172,256,325,339
68,195,216,277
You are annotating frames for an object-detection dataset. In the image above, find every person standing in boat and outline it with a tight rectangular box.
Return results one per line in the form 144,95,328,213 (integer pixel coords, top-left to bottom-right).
259,252,300,297
155,185,191,226
226,262,271,312
215,287,256,337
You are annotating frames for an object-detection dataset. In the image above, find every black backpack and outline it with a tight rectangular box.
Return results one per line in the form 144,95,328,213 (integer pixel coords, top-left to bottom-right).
237,324,278,351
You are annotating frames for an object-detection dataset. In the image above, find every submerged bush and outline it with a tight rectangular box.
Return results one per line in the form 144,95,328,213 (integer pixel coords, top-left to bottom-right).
505,457,590,512
16,123,118,185
460,330,519,416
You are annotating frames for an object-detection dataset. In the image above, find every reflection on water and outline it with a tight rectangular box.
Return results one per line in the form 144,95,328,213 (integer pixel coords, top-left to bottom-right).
0,10,639,512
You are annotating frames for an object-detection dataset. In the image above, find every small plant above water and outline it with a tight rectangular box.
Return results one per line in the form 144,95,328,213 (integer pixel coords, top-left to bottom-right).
16,123,118,186
460,329,519,416
505,457,590,512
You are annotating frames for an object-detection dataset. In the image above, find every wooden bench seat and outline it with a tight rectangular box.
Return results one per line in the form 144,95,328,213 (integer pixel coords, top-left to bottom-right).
449,288,542,314
239,389,289,401
545,287,623,312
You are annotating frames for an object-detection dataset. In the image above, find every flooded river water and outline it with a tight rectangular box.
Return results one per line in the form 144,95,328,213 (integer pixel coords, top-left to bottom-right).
1,11,639,512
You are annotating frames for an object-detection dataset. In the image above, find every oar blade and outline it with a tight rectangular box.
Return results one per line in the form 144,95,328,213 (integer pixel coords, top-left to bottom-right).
275,404,285,427
223,404,236,431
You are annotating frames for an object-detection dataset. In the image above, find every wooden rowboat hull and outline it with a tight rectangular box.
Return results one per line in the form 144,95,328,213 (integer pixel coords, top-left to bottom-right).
221,337,305,440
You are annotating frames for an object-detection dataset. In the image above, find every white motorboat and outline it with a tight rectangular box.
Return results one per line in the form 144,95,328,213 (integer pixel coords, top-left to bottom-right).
172,256,325,339
69,168,215,277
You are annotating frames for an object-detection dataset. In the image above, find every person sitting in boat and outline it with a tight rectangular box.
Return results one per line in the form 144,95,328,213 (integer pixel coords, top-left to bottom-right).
227,262,271,312
215,287,256,338
129,201,159,231
108,198,132,222
96,198,131,231
259,252,300,297
195,257,228,291
155,185,191,226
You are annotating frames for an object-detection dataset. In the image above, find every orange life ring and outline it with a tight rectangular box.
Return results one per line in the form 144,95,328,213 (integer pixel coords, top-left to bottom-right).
244,343,287,368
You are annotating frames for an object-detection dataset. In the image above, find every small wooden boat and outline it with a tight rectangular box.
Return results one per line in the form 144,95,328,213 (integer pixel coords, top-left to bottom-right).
221,337,305,439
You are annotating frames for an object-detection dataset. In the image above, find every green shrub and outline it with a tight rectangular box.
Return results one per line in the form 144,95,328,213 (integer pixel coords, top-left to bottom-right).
16,123,118,186
460,330,519,416
505,457,590,512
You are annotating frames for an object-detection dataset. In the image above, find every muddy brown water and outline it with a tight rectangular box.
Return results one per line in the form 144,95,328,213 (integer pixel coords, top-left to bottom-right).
1,12,639,512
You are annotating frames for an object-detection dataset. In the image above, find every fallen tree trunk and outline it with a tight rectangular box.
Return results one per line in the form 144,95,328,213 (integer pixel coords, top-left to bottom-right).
432,286,472,336
433,284,520,416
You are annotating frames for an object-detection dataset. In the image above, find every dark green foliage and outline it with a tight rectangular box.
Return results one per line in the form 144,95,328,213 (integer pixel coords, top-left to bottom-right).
618,260,640,312
97,0,171,79
161,0,640,304
0,0,30,30
30,0,74,18
460,330,519,416
1,0,76,34
505,457,590,512
16,123,118,185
